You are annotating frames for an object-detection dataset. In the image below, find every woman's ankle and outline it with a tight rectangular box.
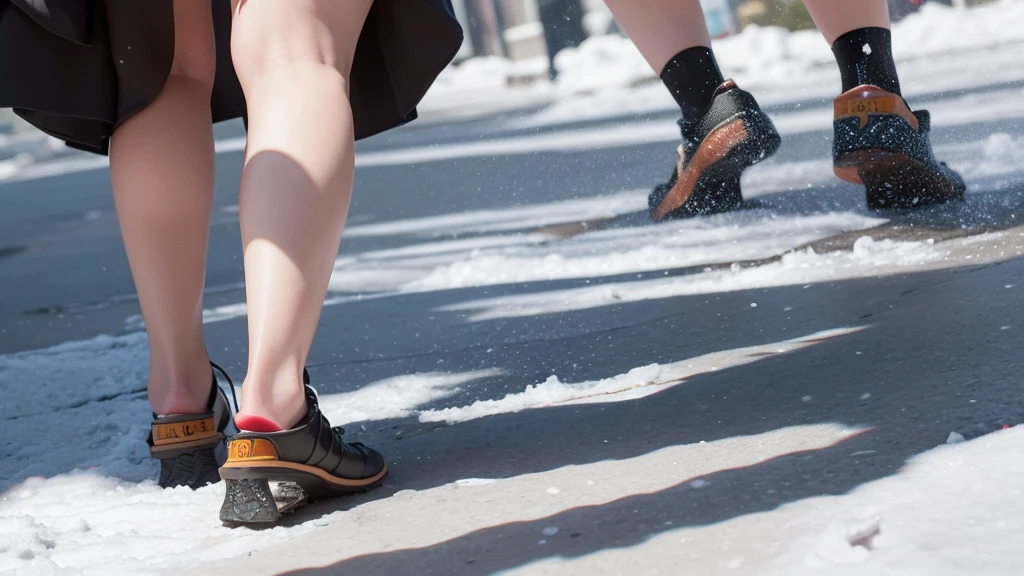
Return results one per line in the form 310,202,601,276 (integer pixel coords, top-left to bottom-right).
237,369,308,431
148,356,213,415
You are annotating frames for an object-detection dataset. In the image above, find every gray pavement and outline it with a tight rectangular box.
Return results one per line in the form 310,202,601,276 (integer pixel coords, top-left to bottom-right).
2,83,1024,574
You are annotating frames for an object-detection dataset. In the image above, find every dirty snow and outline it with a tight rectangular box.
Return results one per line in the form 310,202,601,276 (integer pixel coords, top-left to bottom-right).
419,327,863,424
441,235,959,321
516,427,1024,576
185,126,1024,325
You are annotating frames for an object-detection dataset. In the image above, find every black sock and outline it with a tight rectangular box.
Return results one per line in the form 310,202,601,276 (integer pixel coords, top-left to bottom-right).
831,27,902,96
660,47,725,121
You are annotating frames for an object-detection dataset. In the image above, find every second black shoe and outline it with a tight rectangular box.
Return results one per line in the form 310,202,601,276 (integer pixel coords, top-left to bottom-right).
649,80,781,221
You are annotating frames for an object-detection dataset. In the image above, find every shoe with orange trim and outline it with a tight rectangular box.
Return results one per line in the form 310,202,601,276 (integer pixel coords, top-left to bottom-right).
148,363,238,490
218,370,387,525
833,85,965,209
649,79,780,221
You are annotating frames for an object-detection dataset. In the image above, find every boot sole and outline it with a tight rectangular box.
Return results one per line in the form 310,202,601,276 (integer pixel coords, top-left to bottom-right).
652,112,780,221
155,438,224,490
218,462,387,526
835,149,966,210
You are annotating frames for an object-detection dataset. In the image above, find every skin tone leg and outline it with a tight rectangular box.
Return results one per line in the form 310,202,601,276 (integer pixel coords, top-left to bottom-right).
109,0,217,416
602,0,712,73
229,0,374,429
802,0,891,43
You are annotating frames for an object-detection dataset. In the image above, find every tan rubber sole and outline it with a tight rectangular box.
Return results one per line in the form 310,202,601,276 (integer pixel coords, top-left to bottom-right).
220,460,388,489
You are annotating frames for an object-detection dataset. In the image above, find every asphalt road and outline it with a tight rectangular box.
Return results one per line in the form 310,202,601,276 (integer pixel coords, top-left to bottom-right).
2,83,1024,573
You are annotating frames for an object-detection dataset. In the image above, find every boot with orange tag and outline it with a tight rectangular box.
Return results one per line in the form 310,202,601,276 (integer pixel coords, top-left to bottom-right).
218,369,387,525
833,85,965,209
649,79,781,221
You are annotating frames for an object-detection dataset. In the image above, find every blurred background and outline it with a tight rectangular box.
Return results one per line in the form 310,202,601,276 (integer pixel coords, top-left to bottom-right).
448,0,990,76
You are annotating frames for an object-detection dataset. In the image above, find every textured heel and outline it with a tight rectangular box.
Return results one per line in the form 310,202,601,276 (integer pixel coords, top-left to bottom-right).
220,478,280,525
156,443,222,490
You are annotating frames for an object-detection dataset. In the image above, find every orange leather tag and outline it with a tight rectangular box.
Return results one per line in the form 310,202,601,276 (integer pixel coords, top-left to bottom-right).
846,96,897,128
228,439,279,462
152,418,218,446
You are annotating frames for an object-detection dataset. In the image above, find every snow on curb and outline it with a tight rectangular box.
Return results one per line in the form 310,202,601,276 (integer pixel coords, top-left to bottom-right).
519,427,1024,576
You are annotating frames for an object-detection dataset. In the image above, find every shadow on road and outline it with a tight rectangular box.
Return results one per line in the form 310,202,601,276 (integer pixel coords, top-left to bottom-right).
2,136,1022,574
278,252,1023,575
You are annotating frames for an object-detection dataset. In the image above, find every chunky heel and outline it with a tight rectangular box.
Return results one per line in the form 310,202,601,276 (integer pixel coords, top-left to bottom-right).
217,371,387,527
220,478,280,525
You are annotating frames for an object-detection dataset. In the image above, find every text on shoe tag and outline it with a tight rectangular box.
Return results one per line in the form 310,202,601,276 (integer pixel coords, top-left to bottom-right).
152,418,218,446
228,439,279,462
846,96,897,128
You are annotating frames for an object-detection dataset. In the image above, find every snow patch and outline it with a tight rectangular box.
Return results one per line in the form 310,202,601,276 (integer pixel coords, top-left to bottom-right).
419,327,862,424
553,35,652,96
814,508,882,564
316,369,505,424
454,478,497,487
444,236,950,321
407,212,883,291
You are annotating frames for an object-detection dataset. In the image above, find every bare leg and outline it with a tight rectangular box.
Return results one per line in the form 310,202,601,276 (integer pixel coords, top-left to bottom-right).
802,0,890,44
603,0,710,72
109,0,216,416
230,0,373,429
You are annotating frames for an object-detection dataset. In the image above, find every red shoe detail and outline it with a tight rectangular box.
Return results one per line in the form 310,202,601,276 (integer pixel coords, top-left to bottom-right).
235,414,283,433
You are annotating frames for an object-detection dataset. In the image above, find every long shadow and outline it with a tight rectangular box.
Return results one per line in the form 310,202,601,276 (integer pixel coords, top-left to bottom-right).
279,254,1024,574
285,434,887,575
4,147,1023,574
